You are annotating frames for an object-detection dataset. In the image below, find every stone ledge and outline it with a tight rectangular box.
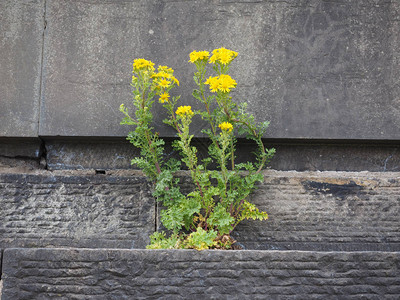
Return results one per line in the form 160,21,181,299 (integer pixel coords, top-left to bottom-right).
1,248,399,299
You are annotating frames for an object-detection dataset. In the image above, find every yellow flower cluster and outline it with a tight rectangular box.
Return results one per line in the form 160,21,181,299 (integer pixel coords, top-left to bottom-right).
209,48,238,65
133,58,155,71
218,122,233,132
152,65,180,89
176,105,193,116
189,50,210,63
158,65,174,73
205,74,237,93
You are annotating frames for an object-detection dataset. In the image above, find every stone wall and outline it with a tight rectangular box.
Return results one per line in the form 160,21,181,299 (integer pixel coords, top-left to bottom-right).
2,248,399,299
1,1,400,297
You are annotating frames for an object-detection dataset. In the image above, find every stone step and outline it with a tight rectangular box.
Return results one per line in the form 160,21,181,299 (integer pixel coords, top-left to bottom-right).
0,169,399,251
1,248,399,299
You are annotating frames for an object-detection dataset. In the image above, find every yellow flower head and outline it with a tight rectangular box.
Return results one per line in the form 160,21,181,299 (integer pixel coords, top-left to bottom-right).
189,50,210,63
133,58,155,71
204,74,237,93
159,92,170,103
205,76,220,93
209,48,238,65
176,105,193,117
158,78,170,89
217,74,237,93
219,122,233,132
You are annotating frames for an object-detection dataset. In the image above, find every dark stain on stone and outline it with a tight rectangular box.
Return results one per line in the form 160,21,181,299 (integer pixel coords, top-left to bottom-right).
302,180,364,200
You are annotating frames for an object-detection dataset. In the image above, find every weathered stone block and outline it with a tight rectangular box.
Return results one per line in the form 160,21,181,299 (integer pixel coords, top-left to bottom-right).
0,171,154,249
2,248,399,299
233,171,400,251
39,0,400,140
0,0,44,137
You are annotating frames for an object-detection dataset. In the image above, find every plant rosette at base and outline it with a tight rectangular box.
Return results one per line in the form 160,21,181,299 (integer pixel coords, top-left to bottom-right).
120,48,275,250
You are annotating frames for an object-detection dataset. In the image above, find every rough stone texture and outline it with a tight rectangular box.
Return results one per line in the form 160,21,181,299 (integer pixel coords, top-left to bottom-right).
0,0,44,137
2,248,399,299
39,0,400,140
233,171,400,251
0,171,154,249
44,138,400,172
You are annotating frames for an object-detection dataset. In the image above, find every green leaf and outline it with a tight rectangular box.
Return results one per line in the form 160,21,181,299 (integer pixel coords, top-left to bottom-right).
208,204,235,235
160,206,185,232
184,227,217,250
181,197,201,229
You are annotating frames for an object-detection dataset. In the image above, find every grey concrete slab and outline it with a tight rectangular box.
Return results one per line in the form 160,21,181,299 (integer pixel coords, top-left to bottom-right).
40,0,400,139
0,0,45,137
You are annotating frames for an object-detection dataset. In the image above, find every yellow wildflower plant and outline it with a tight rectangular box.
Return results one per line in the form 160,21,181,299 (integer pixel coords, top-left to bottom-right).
209,47,238,65
159,92,170,103
189,50,210,63
218,122,233,132
133,58,155,71
122,48,275,251
176,105,193,116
